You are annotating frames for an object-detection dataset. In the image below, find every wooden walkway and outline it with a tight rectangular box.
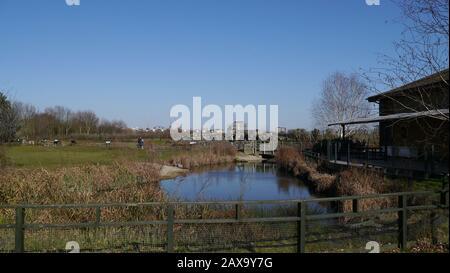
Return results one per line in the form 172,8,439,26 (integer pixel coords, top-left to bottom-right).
305,151,449,177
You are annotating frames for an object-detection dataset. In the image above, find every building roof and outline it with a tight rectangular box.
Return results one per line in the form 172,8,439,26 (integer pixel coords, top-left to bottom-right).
328,109,449,126
367,69,449,103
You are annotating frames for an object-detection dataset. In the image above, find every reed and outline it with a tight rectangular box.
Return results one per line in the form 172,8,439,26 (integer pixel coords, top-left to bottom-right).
275,147,391,214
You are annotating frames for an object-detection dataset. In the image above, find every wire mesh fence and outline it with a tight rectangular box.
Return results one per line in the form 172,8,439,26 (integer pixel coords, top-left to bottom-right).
0,189,448,253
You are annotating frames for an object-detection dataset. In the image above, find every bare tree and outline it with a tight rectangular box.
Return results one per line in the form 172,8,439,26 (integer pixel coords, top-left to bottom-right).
76,111,99,135
361,0,449,154
312,72,372,137
363,0,449,120
12,101,37,140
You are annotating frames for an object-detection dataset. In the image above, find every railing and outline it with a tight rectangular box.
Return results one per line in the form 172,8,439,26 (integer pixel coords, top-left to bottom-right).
0,189,448,253
303,140,449,177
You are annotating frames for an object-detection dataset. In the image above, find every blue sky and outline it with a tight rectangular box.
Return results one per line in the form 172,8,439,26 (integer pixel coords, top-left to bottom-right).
0,0,404,129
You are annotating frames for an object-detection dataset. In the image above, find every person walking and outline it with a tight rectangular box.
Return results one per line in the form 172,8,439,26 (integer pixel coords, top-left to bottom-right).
137,137,144,149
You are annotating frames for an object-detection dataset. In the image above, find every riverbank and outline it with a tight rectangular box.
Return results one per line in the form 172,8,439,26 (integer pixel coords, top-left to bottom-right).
275,147,392,213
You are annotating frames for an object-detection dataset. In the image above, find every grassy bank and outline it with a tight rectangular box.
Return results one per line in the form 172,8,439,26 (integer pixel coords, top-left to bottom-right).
2,140,237,170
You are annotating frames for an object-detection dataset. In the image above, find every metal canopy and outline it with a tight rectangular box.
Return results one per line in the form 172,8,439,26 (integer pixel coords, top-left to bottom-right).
328,109,449,126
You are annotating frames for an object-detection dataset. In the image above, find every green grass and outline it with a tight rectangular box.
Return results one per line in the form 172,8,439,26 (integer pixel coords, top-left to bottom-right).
4,144,150,168
413,178,446,191
385,174,447,192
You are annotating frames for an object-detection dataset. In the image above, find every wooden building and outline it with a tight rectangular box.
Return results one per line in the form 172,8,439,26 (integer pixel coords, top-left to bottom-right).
367,69,449,160
328,69,449,176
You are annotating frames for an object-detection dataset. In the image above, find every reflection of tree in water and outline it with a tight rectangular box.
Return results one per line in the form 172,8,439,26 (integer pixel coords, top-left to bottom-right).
255,163,277,174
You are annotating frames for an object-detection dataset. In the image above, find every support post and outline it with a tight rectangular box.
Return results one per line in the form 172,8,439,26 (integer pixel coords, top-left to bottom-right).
167,205,174,253
347,141,351,166
334,142,338,163
15,206,25,253
297,202,306,253
95,207,101,226
327,140,331,161
366,144,369,167
398,195,408,251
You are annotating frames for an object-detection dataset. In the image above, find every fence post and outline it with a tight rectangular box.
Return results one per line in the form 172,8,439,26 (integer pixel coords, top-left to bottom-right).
167,205,174,253
297,202,306,253
95,207,101,226
235,203,241,221
398,195,408,251
15,206,25,253
430,211,438,245
352,199,359,213
441,175,449,207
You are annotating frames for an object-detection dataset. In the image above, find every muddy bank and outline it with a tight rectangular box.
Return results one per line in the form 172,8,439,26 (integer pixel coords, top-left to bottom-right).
159,165,189,180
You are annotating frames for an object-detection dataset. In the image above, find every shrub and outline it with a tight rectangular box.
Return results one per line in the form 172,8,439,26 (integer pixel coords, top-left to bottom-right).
337,168,390,212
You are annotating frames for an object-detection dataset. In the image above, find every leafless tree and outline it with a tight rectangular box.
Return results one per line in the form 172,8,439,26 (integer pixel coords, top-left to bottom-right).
12,101,37,139
361,0,449,153
363,0,449,120
312,72,372,137
76,111,99,135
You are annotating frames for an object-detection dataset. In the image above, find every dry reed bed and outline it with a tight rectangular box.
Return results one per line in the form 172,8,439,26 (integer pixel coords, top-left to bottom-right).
168,142,237,169
0,162,165,223
275,147,391,214
0,142,237,225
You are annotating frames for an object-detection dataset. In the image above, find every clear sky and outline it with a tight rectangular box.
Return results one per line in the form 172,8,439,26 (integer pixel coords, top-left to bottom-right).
0,0,404,129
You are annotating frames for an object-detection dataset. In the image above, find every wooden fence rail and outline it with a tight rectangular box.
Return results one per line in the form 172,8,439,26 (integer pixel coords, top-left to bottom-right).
0,189,448,253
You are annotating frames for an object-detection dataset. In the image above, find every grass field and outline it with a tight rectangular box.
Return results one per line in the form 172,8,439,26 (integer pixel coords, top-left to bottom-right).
4,144,152,168
2,140,231,169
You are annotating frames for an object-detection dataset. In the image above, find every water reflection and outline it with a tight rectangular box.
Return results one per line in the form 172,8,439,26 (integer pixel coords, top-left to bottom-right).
160,162,329,213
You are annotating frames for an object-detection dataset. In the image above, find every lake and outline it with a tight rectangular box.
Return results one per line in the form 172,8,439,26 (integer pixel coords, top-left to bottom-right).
160,162,329,213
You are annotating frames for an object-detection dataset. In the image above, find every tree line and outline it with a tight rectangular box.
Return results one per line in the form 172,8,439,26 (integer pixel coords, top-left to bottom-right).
1,92,131,143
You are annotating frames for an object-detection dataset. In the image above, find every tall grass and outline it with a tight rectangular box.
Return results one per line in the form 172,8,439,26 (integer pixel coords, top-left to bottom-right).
168,142,237,169
0,161,163,205
275,147,336,194
275,147,391,214
0,161,165,223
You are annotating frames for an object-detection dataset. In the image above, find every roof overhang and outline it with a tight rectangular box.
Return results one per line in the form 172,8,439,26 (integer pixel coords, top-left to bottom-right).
367,69,449,103
328,109,449,126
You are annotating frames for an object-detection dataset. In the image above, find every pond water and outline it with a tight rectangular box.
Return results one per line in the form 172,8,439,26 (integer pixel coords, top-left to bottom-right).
160,162,329,213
